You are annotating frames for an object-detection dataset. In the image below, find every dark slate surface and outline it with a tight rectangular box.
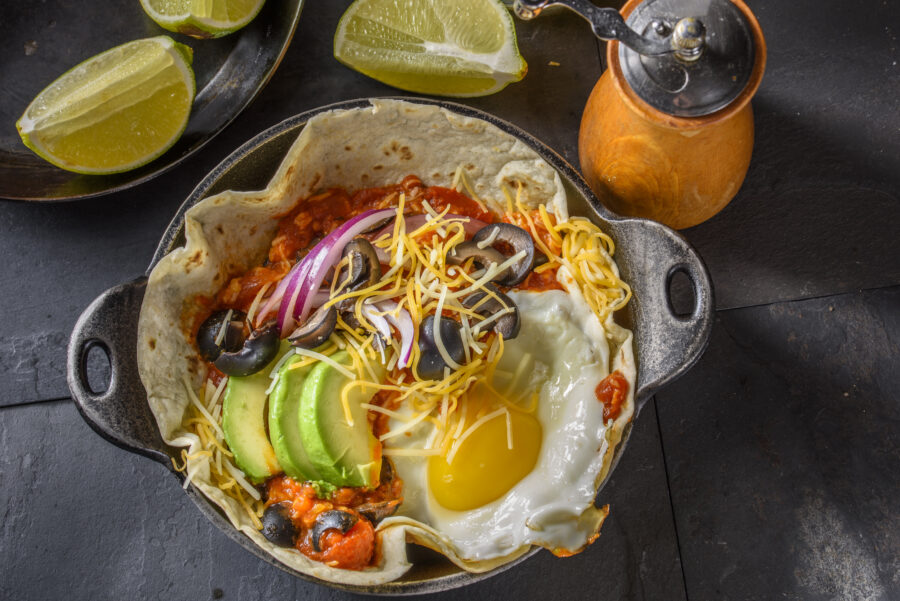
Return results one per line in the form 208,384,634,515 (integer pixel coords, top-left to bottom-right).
0,398,685,601
656,286,900,600
674,0,900,310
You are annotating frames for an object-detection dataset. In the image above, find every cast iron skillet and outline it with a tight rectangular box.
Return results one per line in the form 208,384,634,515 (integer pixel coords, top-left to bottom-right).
0,0,304,201
66,98,714,595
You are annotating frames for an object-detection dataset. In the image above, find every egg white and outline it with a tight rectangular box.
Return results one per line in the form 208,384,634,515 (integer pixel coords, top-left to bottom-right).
384,275,619,561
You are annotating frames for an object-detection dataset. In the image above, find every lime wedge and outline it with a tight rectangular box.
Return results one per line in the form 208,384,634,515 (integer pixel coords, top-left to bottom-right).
140,0,266,38
16,36,195,175
334,0,528,97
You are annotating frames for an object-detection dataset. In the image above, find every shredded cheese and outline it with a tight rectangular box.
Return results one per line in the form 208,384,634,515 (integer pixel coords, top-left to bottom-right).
213,309,234,348
184,377,225,440
555,216,632,322
246,283,272,326
174,376,265,528
206,377,227,413
475,226,500,249
294,347,356,380
379,409,432,442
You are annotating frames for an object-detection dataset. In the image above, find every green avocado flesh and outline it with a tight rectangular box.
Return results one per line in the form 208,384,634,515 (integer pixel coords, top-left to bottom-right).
299,351,384,488
221,342,289,483
268,355,321,482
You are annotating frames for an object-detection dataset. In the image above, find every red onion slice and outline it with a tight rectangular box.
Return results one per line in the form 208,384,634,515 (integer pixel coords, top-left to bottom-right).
256,268,294,326
360,302,392,341
376,300,415,369
276,255,315,333
278,279,333,334
292,209,397,326
256,208,397,333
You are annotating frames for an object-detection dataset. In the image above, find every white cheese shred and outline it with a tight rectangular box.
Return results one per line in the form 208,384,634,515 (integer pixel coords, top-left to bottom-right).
183,377,225,440
294,348,356,380
224,459,262,501
213,309,234,347
433,285,463,370
379,409,432,442
246,282,272,326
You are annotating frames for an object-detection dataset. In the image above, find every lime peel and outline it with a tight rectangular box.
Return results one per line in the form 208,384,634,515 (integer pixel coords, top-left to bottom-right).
17,36,196,175
140,0,267,38
334,0,528,98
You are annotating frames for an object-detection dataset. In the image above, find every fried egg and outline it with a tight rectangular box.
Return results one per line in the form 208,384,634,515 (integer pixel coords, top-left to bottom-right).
384,274,627,562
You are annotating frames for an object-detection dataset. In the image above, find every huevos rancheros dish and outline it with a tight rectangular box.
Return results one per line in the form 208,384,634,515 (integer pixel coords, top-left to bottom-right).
137,99,635,585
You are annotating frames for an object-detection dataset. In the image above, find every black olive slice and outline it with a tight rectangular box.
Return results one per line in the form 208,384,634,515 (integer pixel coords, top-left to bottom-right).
338,307,363,331
445,241,510,282
288,304,337,349
261,502,297,548
417,315,466,380
462,283,521,340
310,510,359,553
196,310,247,362
359,215,396,235
357,500,401,525
379,456,395,486
472,223,535,286
337,238,382,292
214,320,280,377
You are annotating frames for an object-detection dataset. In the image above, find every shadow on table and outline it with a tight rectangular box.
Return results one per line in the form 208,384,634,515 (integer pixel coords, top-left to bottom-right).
655,286,900,600
682,96,899,310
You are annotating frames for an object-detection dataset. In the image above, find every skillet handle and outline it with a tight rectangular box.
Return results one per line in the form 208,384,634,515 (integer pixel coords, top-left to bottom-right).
614,219,715,405
67,276,174,466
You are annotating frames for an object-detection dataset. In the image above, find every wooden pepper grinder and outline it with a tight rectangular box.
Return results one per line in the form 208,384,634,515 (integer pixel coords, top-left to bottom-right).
515,0,766,229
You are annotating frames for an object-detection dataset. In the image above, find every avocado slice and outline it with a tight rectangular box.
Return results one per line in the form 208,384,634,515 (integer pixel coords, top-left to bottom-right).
298,351,384,488
268,355,322,482
221,342,290,483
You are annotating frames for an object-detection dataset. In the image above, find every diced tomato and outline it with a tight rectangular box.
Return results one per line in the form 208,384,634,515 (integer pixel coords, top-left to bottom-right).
216,265,288,312
270,189,354,263
303,519,376,571
424,186,494,223
517,267,564,292
595,371,630,421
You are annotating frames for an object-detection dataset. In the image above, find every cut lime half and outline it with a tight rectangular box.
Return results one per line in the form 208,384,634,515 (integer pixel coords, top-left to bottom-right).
334,0,528,97
16,36,196,175
140,0,267,38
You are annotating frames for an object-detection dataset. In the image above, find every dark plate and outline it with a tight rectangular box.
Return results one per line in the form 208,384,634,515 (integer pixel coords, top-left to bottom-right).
0,0,304,201
67,98,714,594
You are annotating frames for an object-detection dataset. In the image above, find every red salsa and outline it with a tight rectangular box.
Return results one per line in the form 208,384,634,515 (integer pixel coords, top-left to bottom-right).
266,473,403,570
595,371,630,421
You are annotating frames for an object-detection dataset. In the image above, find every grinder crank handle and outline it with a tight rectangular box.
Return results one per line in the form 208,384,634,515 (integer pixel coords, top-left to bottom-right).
513,0,706,60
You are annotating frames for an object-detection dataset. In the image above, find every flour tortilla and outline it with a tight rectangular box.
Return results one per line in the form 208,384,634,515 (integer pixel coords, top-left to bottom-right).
136,99,635,586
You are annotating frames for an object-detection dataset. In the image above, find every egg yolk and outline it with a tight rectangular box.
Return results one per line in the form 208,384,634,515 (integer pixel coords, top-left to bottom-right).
428,395,542,512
